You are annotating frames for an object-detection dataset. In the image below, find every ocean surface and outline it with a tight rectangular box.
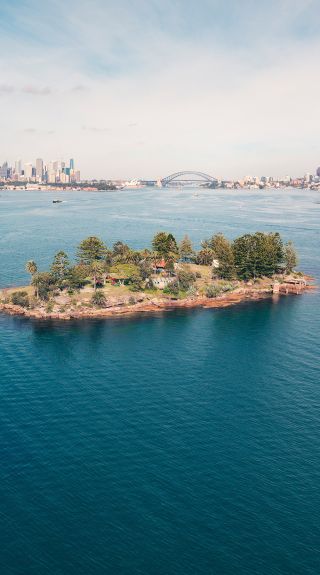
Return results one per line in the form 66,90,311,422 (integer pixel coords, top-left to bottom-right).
0,187,319,575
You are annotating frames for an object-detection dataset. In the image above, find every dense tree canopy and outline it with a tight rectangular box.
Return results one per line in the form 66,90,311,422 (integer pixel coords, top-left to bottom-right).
76,236,107,265
152,232,178,258
23,231,299,307
233,232,284,279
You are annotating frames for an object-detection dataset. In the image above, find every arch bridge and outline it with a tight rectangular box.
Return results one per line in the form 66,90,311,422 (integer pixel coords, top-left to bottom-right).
161,171,218,187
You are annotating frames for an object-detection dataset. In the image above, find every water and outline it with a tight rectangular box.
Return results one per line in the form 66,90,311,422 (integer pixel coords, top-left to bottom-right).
0,188,319,574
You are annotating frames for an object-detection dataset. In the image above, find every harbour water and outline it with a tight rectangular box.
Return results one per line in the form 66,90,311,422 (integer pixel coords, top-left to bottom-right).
0,188,319,574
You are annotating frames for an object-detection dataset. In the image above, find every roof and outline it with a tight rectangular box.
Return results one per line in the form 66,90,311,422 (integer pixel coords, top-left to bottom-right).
154,259,166,268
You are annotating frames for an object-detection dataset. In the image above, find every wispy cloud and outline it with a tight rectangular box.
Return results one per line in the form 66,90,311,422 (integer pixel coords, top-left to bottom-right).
0,0,320,178
22,85,52,95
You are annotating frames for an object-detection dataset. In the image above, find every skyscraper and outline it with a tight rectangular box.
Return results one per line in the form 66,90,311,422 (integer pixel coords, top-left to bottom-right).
36,158,43,182
24,163,33,180
14,160,22,176
70,158,74,170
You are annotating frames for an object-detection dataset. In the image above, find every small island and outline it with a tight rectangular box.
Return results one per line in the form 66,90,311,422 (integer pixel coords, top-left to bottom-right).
0,232,313,320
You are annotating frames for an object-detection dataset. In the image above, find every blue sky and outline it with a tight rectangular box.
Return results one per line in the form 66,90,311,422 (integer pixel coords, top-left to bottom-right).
0,0,319,178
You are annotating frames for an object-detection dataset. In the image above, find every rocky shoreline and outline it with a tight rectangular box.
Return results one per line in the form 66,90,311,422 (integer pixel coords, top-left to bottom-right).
0,279,315,322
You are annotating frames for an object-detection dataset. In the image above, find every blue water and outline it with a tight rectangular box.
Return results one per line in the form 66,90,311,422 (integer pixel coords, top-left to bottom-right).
0,188,319,574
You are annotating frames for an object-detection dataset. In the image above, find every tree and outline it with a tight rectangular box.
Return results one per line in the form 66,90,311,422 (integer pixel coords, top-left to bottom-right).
50,251,70,286
152,232,178,259
138,259,153,280
233,232,284,280
31,272,55,300
90,260,105,291
68,264,90,290
112,241,131,262
109,263,141,285
76,236,107,265
283,241,298,273
176,267,196,290
91,291,107,307
209,233,235,279
179,235,194,261
196,248,215,265
25,260,37,280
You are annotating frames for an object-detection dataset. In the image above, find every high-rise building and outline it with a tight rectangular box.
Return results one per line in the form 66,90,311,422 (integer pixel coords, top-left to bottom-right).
70,158,74,170
14,160,22,176
24,163,33,180
0,162,8,179
36,158,43,182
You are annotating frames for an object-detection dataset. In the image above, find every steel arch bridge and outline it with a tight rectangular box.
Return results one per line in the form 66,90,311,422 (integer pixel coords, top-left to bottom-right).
161,171,217,187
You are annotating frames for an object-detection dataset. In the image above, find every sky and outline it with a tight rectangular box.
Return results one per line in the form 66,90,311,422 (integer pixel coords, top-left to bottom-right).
0,0,319,180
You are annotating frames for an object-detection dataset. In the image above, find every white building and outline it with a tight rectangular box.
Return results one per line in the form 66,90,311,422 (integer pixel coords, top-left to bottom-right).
24,163,33,180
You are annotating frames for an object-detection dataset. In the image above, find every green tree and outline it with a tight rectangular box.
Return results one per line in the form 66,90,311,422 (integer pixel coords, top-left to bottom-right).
76,236,107,265
152,232,178,259
111,241,131,262
138,259,153,280
176,267,196,290
25,260,38,281
109,263,141,285
196,248,215,265
68,264,90,290
209,233,235,279
50,251,70,286
90,260,105,291
283,241,298,273
233,232,284,280
31,272,55,300
91,291,107,307
179,235,194,261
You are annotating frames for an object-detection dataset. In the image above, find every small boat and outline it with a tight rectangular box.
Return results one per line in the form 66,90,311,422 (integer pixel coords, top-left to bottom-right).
52,199,63,203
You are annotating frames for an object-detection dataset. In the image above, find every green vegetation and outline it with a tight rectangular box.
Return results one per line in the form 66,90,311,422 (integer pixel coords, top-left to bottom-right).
14,231,299,311
11,291,30,308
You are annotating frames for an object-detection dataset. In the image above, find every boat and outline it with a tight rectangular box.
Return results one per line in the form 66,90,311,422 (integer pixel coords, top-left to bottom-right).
52,199,63,203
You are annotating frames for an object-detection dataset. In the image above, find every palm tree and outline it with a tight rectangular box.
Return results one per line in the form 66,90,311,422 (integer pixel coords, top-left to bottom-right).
26,260,38,295
25,260,38,280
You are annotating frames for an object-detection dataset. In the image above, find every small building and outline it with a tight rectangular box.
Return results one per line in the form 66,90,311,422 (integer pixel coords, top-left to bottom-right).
151,276,175,290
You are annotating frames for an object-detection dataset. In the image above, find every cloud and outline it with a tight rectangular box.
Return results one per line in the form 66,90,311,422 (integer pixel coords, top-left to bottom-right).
22,85,52,95
0,1,320,178
0,84,15,93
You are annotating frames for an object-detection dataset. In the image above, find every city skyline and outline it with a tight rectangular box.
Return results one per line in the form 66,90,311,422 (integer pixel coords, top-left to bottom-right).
1,1,320,179
0,157,80,184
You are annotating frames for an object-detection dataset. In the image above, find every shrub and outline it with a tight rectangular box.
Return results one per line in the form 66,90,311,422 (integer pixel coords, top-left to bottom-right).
176,268,196,290
187,286,197,297
91,291,107,307
195,271,202,278
11,291,29,308
205,285,222,298
163,280,179,296
128,296,136,305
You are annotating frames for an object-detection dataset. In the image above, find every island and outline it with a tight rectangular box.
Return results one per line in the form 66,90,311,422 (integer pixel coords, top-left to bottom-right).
0,232,314,320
